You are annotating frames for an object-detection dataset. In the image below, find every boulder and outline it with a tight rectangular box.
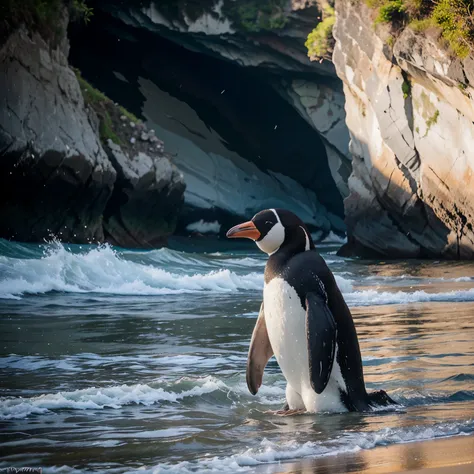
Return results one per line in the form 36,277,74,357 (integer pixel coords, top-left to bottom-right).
103,141,185,247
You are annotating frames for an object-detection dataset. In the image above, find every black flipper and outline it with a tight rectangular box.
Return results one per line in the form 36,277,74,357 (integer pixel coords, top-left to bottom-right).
306,291,337,394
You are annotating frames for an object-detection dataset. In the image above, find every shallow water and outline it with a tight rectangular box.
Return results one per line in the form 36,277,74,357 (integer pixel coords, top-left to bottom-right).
1,238,474,473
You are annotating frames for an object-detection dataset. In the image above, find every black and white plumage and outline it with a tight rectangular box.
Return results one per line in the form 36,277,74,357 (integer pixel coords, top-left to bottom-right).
227,208,395,413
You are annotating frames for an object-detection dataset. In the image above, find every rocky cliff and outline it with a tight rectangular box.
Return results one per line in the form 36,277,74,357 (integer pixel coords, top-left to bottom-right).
0,8,185,247
333,1,474,258
3,0,473,257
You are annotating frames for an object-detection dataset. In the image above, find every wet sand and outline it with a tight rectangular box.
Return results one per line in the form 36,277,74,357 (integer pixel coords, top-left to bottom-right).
257,434,474,474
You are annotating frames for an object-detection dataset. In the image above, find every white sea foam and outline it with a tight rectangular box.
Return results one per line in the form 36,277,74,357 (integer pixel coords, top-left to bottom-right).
134,420,474,473
0,373,286,420
334,275,353,293
0,377,227,420
365,275,474,283
345,287,474,307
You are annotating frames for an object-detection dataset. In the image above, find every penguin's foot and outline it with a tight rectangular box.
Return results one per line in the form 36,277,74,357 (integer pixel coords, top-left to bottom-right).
368,389,398,407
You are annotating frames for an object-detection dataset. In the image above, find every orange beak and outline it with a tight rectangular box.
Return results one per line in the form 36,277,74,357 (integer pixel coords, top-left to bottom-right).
226,221,261,240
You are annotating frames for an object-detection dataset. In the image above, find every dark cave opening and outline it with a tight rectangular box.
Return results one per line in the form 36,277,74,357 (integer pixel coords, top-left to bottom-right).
68,9,345,230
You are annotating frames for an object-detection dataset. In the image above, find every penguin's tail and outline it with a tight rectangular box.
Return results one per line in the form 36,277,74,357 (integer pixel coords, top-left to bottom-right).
368,389,397,408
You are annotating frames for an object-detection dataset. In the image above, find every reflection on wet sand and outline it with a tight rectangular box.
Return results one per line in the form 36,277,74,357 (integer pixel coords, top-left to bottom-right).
354,302,474,398
261,434,474,474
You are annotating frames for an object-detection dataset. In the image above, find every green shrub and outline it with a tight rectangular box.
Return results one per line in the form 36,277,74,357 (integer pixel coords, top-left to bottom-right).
402,79,411,99
70,0,93,24
305,5,335,59
432,0,472,59
364,0,473,58
375,0,406,24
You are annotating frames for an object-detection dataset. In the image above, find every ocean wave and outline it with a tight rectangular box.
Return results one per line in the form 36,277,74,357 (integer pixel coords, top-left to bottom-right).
334,275,353,293
391,388,474,406
0,355,80,372
345,288,474,306
219,257,266,268
364,275,474,283
0,376,227,420
2,242,474,306
0,244,263,299
133,420,474,473
0,373,287,420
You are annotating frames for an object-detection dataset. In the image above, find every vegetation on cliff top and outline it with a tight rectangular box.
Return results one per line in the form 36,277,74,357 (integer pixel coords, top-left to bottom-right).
1,0,92,45
304,0,473,60
365,0,474,58
305,4,335,60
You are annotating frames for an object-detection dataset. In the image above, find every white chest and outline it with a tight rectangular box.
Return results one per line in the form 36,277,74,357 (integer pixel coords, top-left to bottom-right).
263,277,347,412
263,278,309,390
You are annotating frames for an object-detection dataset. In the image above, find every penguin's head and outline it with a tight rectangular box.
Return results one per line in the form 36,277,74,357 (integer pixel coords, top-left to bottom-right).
226,208,313,255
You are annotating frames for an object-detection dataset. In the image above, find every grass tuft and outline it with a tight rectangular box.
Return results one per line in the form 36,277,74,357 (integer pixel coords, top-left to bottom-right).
100,110,121,146
75,69,136,146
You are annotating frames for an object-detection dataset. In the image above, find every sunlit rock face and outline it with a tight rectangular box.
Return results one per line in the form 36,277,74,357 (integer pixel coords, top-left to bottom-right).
69,0,351,237
333,0,474,259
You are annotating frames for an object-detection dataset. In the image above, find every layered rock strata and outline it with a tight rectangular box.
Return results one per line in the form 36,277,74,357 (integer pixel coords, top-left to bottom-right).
333,1,474,258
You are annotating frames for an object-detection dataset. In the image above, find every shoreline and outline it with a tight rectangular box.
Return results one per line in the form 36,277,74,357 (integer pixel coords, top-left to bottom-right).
256,434,474,473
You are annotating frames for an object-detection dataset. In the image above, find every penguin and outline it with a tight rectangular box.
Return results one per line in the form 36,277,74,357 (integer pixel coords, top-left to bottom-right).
226,208,395,414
